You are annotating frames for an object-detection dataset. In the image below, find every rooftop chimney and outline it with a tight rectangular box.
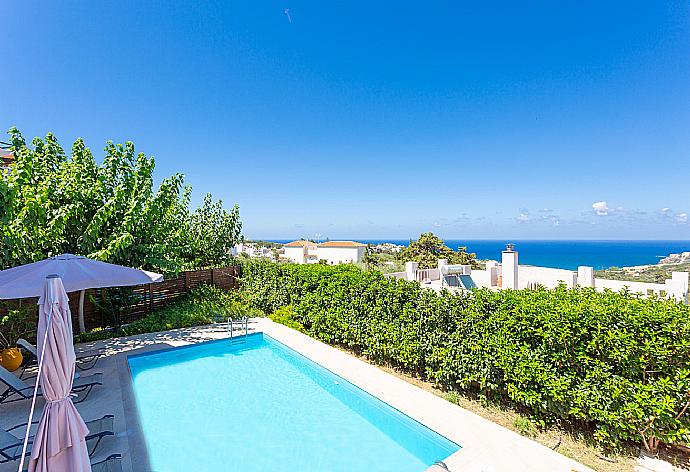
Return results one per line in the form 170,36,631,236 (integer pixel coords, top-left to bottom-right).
502,244,518,289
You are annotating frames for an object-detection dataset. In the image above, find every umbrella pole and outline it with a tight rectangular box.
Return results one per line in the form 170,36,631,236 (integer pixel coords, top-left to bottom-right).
78,289,86,334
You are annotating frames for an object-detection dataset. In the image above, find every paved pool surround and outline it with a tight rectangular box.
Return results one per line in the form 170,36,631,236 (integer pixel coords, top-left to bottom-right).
0,319,592,472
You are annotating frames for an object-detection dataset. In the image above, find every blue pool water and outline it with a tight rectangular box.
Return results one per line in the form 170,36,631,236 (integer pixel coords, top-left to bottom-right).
128,334,459,471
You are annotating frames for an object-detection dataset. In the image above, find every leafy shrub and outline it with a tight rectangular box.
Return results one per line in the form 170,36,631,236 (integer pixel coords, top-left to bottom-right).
514,415,537,437
90,287,141,329
239,261,690,452
445,391,460,406
73,327,114,343
0,302,35,347
269,306,305,332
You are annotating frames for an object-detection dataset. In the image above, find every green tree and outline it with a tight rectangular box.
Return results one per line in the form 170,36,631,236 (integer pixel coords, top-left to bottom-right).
185,193,242,268
0,128,241,274
397,232,478,269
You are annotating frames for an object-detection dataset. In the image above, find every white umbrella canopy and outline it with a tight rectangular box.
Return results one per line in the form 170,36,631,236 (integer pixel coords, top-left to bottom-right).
0,254,163,299
0,254,163,333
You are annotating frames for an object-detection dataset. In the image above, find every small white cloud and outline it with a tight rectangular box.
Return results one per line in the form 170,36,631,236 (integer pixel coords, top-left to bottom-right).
516,209,530,222
660,208,688,224
592,201,609,216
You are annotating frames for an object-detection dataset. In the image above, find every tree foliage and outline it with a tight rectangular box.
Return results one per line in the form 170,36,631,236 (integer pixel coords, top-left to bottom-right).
398,232,479,269
362,244,378,270
241,260,690,452
186,193,242,269
0,128,241,273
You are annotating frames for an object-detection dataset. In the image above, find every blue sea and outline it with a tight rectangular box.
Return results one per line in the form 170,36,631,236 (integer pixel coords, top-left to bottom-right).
270,240,690,270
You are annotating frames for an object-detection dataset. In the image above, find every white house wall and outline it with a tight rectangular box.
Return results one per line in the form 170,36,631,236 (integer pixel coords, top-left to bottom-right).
470,270,493,288
284,246,306,264
315,247,365,264
591,271,687,302
517,266,578,289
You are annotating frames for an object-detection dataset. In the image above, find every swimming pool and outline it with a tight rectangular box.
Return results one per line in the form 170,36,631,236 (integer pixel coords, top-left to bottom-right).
128,333,459,471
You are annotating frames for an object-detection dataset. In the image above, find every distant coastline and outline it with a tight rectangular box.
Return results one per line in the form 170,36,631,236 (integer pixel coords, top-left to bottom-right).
265,239,690,271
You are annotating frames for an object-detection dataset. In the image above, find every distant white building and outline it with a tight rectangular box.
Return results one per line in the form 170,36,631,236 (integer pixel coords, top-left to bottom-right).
388,244,690,303
372,242,403,253
283,240,318,264
234,242,275,260
282,240,366,265
316,241,366,264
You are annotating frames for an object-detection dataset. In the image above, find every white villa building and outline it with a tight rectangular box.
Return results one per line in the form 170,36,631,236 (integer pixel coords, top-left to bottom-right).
389,244,690,303
282,240,366,265
283,240,319,264
317,241,367,264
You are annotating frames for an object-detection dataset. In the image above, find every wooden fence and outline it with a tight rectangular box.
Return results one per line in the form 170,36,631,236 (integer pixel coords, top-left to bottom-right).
1,265,241,335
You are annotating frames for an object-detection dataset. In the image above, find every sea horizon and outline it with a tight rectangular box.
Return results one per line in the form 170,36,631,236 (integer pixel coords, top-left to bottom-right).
262,239,690,271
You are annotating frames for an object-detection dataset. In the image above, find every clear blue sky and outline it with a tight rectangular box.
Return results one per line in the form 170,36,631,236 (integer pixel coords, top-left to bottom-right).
1,2,688,240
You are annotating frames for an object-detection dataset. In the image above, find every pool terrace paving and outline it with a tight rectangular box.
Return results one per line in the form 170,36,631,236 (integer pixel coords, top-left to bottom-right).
1,318,594,472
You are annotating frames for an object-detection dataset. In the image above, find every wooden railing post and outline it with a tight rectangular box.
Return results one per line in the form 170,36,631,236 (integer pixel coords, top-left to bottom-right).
210,268,215,286
148,284,154,313
185,271,190,291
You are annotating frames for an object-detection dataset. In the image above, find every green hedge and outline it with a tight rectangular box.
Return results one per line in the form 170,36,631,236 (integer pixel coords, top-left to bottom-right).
240,260,690,451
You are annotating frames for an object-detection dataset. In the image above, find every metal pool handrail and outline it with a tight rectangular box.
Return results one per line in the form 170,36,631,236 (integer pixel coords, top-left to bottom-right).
227,316,249,344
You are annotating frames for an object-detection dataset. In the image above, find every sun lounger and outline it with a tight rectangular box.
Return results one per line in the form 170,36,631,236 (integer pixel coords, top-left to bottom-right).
91,454,123,472
0,365,102,404
0,415,114,463
17,338,103,371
